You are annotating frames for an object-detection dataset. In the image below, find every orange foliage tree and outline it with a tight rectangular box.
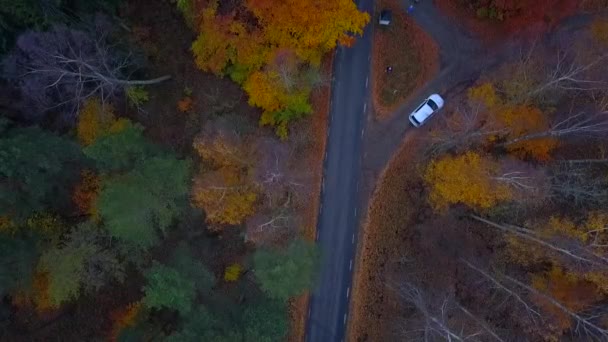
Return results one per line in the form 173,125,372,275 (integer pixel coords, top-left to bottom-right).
109,301,143,341
77,98,129,146
467,82,558,161
32,270,53,313
72,169,101,217
424,152,512,211
496,105,558,161
591,19,608,45
191,132,259,227
504,213,608,323
530,265,601,332
191,0,369,137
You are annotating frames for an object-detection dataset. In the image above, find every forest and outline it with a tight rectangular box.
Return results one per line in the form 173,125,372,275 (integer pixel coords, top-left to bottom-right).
351,3,608,341
0,0,368,340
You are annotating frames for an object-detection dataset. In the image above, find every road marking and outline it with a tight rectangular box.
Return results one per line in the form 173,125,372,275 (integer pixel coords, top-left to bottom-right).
365,77,369,88
361,127,364,137
352,234,355,244
363,103,367,112
349,259,353,270
308,307,311,319
354,207,357,217
347,287,350,298
343,313,347,325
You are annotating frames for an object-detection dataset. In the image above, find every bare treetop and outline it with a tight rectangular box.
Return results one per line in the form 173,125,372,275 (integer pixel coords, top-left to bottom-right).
3,21,170,123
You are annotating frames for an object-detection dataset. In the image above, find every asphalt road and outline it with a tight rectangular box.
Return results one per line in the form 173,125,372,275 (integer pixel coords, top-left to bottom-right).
304,0,374,340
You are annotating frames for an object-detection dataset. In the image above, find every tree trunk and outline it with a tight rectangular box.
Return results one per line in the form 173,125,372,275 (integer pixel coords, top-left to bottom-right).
115,75,172,86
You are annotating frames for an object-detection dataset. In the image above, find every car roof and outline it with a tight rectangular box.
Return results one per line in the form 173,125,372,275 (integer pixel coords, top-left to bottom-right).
412,103,434,123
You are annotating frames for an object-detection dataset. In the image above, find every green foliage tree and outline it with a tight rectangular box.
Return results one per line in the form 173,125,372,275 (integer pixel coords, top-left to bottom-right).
39,242,90,307
142,262,196,315
0,233,38,297
0,122,84,220
38,222,125,307
96,156,191,248
84,121,163,173
243,299,289,342
0,0,123,54
166,305,241,342
170,243,215,293
253,238,319,300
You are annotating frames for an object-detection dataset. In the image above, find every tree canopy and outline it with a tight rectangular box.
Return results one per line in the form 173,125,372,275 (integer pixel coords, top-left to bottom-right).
253,238,319,300
190,0,369,137
142,262,196,315
0,122,84,220
96,156,191,248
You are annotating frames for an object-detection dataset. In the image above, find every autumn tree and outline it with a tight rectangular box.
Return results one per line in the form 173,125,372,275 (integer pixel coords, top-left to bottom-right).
0,120,84,220
97,156,191,249
424,152,512,210
76,98,128,146
190,0,369,136
253,238,319,300
531,265,601,332
72,170,101,217
467,82,559,161
192,130,258,227
497,105,558,161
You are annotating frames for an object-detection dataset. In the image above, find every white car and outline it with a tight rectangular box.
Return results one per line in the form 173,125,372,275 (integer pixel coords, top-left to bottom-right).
409,94,445,127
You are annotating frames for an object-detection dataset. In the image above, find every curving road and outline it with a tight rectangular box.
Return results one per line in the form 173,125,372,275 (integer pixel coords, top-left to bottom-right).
305,1,600,341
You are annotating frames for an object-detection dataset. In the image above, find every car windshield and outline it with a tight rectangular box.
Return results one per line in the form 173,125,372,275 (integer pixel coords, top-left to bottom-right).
427,99,438,111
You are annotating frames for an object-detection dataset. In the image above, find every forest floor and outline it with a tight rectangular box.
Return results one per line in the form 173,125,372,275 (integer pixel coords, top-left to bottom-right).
372,0,438,119
348,131,425,341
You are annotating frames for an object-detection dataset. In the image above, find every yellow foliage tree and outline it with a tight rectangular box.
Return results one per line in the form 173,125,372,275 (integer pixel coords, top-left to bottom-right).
192,133,259,226
497,105,558,161
424,152,512,210
193,167,258,226
224,263,242,282
77,99,117,146
506,213,608,292
468,82,499,109
191,0,369,135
